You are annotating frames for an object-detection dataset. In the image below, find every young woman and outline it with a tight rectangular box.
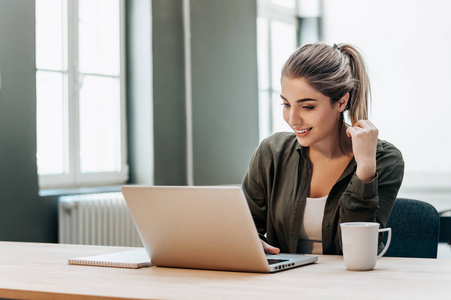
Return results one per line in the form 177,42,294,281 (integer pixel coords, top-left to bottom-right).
242,43,404,255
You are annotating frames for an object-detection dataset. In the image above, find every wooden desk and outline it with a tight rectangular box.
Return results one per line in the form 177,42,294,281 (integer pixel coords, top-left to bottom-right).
0,242,449,299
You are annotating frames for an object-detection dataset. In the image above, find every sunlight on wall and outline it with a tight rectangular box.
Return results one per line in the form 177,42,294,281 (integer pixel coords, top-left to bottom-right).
323,0,451,189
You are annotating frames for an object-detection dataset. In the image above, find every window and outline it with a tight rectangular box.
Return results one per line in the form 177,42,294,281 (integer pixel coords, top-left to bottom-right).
35,0,128,188
257,0,322,141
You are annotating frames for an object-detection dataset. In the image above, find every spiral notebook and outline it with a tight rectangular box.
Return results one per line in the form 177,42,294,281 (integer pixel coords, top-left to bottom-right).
68,248,152,269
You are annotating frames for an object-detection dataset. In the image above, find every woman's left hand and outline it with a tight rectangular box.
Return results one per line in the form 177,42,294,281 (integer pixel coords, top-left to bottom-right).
346,120,378,182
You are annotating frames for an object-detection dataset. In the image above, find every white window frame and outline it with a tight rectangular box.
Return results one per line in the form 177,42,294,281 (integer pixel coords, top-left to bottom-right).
37,0,128,189
257,0,323,141
257,0,299,141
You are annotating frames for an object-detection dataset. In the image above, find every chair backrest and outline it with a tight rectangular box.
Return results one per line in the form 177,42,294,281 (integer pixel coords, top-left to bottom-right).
384,198,440,258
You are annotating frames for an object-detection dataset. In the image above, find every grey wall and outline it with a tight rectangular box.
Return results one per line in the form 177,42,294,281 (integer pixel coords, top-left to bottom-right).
190,0,259,185
0,0,57,242
152,0,187,185
128,0,259,186
127,0,188,186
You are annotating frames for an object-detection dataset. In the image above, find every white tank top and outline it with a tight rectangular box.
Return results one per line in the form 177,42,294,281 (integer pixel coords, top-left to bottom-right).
298,195,328,254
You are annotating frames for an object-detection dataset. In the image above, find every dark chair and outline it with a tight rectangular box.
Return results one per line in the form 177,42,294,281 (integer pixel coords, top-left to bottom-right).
439,209,451,244
384,198,440,258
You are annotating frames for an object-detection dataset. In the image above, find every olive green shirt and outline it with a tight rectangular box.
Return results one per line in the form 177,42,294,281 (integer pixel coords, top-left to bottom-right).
242,132,404,255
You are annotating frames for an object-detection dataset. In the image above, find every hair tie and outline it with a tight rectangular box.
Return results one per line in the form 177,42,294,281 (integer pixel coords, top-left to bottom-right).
333,43,342,51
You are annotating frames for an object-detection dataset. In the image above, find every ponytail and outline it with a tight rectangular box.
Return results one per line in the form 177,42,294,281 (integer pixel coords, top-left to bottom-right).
338,44,371,125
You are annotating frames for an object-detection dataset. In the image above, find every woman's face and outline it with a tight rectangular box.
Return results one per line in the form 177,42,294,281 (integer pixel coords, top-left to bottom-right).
281,77,346,149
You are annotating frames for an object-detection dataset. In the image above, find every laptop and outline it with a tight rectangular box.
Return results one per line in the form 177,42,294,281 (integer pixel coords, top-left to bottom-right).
121,185,318,273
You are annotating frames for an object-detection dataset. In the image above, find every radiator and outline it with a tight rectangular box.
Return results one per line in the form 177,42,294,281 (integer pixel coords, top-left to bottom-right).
58,192,143,247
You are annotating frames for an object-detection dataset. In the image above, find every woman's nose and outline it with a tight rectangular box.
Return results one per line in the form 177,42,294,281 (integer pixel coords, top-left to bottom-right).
288,109,302,127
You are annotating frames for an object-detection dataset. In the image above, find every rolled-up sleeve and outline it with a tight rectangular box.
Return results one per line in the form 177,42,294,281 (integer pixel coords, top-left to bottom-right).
340,173,379,212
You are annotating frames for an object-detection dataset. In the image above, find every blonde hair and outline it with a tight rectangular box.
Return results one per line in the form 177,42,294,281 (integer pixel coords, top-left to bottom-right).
281,42,371,125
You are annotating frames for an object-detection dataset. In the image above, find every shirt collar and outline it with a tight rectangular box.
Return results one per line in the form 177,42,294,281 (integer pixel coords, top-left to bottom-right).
296,144,307,160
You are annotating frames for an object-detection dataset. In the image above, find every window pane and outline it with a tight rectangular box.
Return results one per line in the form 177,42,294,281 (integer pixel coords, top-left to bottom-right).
259,91,271,141
79,75,121,173
36,71,67,175
297,0,321,17
35,0,66,70
78,0,120,75
271,0,296,9
257,18,270,90
271,21,296,89
299,17,320,46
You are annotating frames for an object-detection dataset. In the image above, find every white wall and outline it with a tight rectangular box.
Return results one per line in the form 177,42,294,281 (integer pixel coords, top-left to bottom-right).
322,0,451,204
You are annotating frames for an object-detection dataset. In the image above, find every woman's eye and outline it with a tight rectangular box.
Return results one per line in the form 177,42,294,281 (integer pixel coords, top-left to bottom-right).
303,106,314,111
281,103,290,108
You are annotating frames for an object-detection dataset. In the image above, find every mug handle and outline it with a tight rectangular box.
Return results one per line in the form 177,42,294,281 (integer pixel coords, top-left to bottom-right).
377,227,392,259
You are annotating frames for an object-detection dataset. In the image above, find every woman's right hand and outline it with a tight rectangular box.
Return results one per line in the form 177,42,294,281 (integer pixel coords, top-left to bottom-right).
262,240,280,254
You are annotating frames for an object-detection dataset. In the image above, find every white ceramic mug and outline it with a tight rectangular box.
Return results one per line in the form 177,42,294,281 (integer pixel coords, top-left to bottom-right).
340,222,391,271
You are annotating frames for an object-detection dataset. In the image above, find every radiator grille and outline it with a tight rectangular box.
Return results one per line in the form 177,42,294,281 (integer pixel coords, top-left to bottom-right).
58,192,143,247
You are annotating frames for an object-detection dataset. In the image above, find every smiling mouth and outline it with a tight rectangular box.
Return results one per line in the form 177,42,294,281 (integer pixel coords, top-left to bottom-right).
295,128,312,134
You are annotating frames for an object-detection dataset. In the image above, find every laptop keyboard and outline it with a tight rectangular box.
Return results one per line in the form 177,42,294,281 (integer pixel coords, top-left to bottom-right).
267,258,289,265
